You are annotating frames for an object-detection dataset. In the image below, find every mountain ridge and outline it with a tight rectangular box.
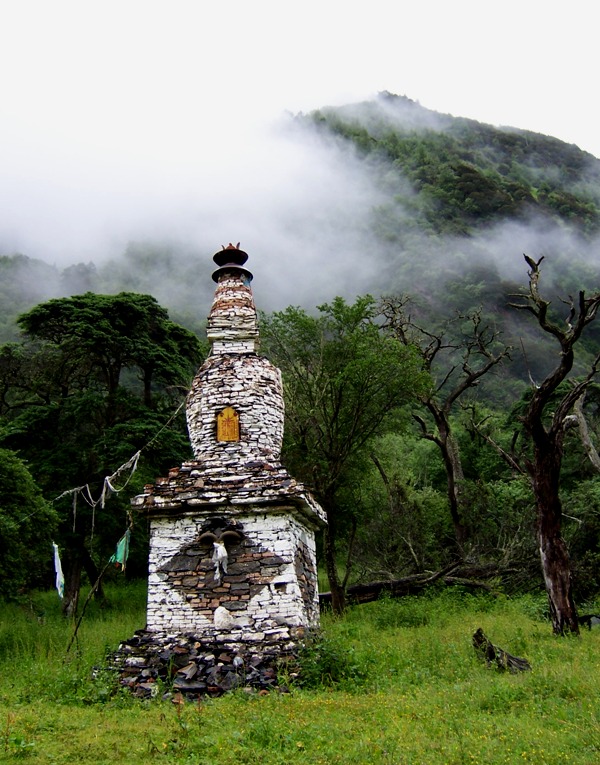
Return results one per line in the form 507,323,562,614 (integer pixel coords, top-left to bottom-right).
2,92,600,398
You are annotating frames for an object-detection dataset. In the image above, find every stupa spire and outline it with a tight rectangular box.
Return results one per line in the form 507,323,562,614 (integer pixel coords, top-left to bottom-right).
206,243,259,353
187,245,283,463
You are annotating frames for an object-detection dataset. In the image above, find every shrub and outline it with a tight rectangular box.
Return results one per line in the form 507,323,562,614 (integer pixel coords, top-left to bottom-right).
294,633,368,690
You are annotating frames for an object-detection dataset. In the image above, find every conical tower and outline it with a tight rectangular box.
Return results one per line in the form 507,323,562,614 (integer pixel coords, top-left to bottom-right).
131,244,325,648
186,244,284,468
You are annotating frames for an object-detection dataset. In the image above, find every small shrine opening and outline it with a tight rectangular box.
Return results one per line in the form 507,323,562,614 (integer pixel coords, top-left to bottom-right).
217,406,240,441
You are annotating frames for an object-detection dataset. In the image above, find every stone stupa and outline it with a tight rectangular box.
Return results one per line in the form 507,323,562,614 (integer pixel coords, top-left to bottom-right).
114,244,326,698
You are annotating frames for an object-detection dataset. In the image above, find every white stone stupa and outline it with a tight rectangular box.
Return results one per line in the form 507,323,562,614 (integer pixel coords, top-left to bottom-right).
131,244,326,648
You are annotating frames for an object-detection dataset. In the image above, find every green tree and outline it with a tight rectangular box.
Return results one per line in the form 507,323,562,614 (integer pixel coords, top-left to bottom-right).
0,448,59,598
17,292,202,415
0,292,204,612
379,297,510,550
261,296,430,613
358,433,451,578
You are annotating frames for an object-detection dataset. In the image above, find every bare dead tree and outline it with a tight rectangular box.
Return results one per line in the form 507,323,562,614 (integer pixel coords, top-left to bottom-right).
379,296,510,550
506,254,600,635
569,390,600,471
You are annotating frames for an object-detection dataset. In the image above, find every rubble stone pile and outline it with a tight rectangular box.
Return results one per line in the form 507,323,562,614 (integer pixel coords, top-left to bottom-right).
110,629,304,700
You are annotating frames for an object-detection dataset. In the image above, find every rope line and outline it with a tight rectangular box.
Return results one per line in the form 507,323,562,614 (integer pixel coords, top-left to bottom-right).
16,398,186,527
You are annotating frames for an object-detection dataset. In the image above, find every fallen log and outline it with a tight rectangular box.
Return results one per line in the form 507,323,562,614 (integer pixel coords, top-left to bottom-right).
579,613,600,629
319,562,462,606
318,562,515,607
472,628,531,673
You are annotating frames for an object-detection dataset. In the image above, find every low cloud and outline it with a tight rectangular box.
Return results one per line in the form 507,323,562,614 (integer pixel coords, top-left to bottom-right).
1,112,394,312
2,96,600,324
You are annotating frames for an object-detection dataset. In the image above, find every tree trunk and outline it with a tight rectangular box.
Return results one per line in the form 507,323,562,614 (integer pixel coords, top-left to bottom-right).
142,365,153,408
572,393,600,471
437,421,468,550
323,523,346,614
506,255,599,635
61,547,83,618
82,546,105,602
416,408,469,551
531,445,579,635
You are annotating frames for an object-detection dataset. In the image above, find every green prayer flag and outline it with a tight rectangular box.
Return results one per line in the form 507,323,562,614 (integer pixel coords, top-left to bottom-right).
109,529,131,571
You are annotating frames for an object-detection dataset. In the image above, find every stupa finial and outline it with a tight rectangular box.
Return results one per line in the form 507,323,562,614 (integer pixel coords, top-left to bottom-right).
212,243,252,282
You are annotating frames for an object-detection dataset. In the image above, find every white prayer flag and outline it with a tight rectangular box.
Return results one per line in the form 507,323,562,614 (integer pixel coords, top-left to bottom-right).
52,542,64,599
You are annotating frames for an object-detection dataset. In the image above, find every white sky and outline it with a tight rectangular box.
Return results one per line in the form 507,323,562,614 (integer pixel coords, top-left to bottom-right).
0,0,597,270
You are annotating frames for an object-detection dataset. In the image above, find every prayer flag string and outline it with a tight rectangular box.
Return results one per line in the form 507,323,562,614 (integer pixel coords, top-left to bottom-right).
16,398,186,528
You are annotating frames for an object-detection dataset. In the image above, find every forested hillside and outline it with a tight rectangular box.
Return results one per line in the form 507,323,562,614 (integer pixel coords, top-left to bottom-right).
303,92,600,400
3,93,600,385
2,93,600,624
311,92,600,236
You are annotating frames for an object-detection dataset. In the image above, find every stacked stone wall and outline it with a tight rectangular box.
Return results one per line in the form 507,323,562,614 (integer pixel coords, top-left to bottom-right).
146,509,319,642
186,354,284,463
206,275,259,344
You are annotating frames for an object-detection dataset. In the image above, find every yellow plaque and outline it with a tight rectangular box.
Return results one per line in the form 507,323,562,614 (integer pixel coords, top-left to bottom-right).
217,407,240,441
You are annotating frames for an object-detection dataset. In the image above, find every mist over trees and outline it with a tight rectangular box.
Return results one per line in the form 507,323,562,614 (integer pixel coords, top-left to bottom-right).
2,93,600,630
3,93,600,349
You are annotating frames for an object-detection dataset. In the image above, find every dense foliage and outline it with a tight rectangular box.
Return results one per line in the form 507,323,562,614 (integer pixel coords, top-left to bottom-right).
0,292,204,610
261,296,430,610
0,448,59,597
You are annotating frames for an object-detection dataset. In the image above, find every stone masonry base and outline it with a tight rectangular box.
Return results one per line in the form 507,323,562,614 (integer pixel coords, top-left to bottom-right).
109,627,310,700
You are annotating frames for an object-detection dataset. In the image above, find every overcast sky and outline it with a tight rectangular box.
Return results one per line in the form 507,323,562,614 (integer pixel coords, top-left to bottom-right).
1,0,597,275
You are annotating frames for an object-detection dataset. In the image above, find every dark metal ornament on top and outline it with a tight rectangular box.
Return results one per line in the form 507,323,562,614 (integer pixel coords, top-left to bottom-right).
212,243,253,283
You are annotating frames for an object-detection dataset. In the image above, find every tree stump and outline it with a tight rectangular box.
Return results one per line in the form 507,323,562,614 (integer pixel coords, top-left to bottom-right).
472,628,531,673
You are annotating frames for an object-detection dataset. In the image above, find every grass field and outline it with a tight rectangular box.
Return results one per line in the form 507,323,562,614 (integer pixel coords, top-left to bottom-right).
1,583,599,764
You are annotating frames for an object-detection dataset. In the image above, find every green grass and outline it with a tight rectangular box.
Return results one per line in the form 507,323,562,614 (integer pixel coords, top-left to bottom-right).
1,584,599,764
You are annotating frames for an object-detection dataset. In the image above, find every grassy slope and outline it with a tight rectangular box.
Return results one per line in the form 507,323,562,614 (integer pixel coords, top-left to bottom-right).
1,584,599,764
